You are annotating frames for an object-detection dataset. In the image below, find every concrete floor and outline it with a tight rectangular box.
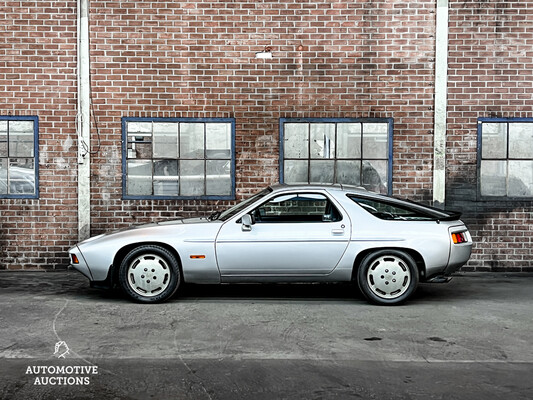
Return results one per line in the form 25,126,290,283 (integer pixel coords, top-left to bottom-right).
0,271,532,399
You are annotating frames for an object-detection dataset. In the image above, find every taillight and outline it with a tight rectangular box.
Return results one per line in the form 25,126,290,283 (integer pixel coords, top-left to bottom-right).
452,232,467,244
71,254,80,264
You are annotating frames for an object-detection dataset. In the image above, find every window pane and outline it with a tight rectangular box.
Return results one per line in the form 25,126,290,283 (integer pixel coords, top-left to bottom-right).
508,160,533,197
336,160,361,186
206,123,231,159
180,160,204,196
0,158,7,194
337,123,361,159
509,123,533,159
153,123,178,159
284,160,308,183
153,159,178,196
0,121,7,157
362,160,387,193
9,158,35,195
9,120,34,157
284,123,309,159
362,123,388,159
310,123,335,159
480,160,506,197
482,123,507,159
127,122,152,134
180,123,204,159
127,160,152,196
127,133,152,159
310,160,334,184
206,160,231,195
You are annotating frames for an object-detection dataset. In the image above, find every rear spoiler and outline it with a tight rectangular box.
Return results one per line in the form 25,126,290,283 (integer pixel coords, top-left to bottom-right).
436,210,462,222
400,198,463,222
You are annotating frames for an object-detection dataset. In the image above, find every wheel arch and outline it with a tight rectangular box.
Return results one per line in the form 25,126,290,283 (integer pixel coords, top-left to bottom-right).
351,247,426,281
112,242,184,287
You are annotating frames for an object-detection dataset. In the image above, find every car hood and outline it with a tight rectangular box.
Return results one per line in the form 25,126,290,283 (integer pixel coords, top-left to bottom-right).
76,217,216,248
123,217,209,230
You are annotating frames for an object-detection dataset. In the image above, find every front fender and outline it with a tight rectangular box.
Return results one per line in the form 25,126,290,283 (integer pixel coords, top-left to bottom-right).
74,223,222,283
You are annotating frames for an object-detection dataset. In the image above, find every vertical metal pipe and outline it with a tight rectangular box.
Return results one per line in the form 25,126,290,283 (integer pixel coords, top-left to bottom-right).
78,0,91,240
433,0,449,207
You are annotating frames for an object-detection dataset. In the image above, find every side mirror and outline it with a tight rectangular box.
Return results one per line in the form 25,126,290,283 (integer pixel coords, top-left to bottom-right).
241,214,253,232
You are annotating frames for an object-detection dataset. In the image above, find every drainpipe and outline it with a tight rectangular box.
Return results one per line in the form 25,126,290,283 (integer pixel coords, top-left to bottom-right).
77,0,91,240
432,0,448,208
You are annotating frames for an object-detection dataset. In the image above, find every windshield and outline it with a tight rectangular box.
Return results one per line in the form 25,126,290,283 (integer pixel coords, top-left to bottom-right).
218,188,273,221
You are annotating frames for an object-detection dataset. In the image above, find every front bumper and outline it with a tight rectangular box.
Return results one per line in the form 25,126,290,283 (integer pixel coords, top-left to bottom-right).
69,245,93,281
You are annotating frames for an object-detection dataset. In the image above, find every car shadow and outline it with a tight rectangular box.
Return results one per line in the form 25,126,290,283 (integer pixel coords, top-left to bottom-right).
176,282,363,303
2,271,526,305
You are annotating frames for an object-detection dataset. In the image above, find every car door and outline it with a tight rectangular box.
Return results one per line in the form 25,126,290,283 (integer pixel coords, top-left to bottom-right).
215,191,350,277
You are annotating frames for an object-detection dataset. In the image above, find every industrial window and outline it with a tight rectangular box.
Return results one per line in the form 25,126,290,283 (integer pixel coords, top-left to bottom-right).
0,116,39,198
478,118,533,198
122,117,235,200
280,118,393,195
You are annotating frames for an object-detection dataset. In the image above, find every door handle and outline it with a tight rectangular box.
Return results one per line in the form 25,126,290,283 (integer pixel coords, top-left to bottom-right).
331,229,344,235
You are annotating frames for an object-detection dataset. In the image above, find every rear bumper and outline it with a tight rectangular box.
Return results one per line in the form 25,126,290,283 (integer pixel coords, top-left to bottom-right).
446,245,472,275
445,227,473,274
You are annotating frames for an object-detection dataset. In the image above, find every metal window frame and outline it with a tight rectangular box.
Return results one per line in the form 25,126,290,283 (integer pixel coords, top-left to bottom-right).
0,115,39,199
279,117,393,195
477,117,533,201
122,117,236,200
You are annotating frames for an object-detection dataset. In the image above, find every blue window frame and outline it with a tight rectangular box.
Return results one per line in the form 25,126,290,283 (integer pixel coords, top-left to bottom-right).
478,118,533,199
0,116,39,199
122,117,235,200
280,118,393,195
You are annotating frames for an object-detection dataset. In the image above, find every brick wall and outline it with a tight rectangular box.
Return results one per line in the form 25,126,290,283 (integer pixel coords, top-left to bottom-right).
88,0,437,233
447,0,533,271
0,0,531,271
0,1,78,269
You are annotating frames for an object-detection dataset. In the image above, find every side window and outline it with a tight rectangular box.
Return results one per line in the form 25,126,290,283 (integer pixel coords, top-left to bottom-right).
253,193,341,223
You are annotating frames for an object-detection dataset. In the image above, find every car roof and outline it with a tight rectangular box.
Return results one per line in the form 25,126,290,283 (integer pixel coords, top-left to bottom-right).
270,183,369,195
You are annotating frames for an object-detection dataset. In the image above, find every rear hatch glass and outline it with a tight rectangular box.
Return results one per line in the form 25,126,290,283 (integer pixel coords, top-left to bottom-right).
348,195,461,221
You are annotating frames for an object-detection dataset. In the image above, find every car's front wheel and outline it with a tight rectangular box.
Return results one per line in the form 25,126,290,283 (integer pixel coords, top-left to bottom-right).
118,245,181,303
357,249,419,305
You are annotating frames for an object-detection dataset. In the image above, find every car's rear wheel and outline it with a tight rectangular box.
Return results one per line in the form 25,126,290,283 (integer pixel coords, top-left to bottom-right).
118,245,180,303
357,250,418,305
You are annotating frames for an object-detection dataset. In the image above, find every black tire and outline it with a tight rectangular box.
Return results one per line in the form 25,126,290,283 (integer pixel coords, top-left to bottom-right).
118,245,181,303
357,249,419,306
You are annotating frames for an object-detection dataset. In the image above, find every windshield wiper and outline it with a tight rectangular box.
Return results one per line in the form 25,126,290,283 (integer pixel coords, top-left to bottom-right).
208,211,221,221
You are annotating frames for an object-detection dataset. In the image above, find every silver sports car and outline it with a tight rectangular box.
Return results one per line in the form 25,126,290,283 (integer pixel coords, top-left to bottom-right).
69,184,472,305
